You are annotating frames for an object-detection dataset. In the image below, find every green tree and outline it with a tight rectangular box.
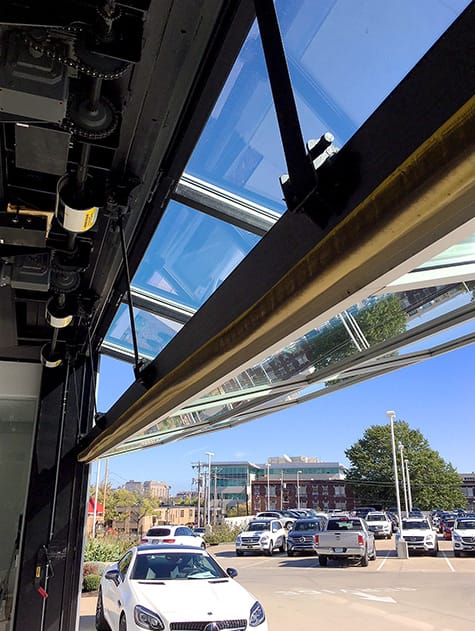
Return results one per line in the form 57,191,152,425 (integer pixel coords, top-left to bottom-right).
345,420,465,510
129,497,161,534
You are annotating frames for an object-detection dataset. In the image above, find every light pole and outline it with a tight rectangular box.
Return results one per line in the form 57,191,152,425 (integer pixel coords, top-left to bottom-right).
280,469,284,509
205,452,214,526
399,442,409,516
297,470,302,509
387,411,406,557
266,463,271,510
405,458,413,512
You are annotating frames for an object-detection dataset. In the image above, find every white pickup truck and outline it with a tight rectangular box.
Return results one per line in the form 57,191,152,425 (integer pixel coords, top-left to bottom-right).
313,516,376,567
452,517,475,556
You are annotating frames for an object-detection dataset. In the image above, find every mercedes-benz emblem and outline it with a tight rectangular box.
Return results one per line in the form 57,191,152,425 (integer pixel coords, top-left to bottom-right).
204,624,220,631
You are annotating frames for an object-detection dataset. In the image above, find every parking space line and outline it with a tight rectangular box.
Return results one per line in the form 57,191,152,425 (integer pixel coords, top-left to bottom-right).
440,550,455,573
376,551,392,571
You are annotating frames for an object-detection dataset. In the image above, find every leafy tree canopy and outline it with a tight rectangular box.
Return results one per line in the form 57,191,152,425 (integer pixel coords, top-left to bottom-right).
345,420,465,511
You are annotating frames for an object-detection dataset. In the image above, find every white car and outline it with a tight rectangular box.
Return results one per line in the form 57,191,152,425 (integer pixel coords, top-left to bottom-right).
96,544,268,631
140,525,206,549
365,512,392,539
397,517,439,556
452,517,475,556
235,518,287,556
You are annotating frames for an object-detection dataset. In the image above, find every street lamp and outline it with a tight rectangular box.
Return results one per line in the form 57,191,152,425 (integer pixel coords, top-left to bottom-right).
387,411,406,557
281,454,291,509
398,442,409,516
297,470,302,509
205,452,214,526
266,463,271,510
405,458,413,512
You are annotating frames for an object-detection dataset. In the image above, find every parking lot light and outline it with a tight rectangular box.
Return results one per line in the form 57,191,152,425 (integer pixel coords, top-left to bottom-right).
297,470,302,509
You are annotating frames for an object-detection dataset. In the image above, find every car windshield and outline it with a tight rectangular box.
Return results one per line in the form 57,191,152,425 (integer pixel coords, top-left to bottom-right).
366,514,386,521
146,528,171,537
456,520,475,529
131,552,225,581
247,522,269,531
327,519,363,530
293,521,319,531
402,520,430,530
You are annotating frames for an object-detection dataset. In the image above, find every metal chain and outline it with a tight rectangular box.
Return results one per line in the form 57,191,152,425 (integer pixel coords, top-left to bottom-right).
22,32,129,80
60,102,119,140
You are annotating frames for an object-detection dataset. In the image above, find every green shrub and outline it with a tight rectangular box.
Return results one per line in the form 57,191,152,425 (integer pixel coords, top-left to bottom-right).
82,574,101,592
84,536,137,562
205,523,243,545
82,562,99,577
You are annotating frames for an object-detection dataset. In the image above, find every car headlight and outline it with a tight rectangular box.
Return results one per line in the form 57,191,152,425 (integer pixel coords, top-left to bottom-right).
236,536,242,544
249,601,266,627
134,605,164,630
453,533,462,541
424,535,435,543
260,535,269,543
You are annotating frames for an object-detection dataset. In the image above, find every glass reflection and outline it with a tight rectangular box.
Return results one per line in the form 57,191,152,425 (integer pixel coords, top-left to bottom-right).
106,305,183,358
132,201,259,310
102,280,473,457
187,0,469,209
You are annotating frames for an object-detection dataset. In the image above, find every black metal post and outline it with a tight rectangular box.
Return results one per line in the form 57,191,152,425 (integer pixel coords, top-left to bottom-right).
254,0,316,203
13,356,96,631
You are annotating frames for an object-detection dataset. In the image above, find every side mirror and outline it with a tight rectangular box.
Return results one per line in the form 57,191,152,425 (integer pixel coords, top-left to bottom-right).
105,568,121,586
226,567,238,579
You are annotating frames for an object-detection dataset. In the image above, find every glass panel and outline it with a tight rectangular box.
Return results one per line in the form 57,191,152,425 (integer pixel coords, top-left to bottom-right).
102,277,474,457
105,304,183,359
132,200,260,310
187,0,469,209
415,233,475,270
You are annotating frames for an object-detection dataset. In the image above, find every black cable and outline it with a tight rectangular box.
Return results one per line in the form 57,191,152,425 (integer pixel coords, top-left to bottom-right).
118,214,141,374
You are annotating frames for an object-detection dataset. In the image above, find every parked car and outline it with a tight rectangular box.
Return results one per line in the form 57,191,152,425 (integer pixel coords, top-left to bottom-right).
313,516,376,567
351,507,377,519
452,517,475,556
96,544,268,631
286,517,327,556
255,510,297,529
397,518,438,556
438,512,458,533
443,518,456,540
141,525,206,549
235,518,287,556
365,512,392,539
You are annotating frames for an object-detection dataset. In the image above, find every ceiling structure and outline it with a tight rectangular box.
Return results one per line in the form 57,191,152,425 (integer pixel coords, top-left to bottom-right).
0,1,473,462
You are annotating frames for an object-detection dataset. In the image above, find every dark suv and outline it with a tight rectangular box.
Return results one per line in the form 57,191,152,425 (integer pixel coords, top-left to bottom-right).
287,517,327,556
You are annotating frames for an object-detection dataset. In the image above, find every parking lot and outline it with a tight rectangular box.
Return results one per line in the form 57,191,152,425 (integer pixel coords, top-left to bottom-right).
80,536,475,631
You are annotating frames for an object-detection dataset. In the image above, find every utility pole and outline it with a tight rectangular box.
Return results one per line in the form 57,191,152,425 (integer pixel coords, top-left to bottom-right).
213,469,218,526
192,461,203,527
102,458,109,529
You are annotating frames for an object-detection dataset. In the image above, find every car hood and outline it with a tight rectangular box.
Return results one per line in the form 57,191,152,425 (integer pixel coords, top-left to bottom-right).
288,530,317,537
130,578,255,621
366,521,389,526
454,528,475,535
240,530,269,537
401,529,433,536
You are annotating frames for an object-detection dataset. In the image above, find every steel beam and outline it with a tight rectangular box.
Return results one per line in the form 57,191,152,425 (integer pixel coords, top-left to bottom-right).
173,174,279,236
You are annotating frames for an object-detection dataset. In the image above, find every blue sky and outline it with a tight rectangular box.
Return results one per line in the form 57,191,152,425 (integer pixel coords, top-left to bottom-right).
95,342,474,492
93,0,473,492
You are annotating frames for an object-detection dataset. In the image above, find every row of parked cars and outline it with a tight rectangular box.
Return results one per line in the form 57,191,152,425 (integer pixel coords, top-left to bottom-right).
235,509,377,566
234,507,475,563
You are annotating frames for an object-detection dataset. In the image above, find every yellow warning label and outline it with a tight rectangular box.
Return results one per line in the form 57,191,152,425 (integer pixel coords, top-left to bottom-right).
82,207,98,231
36,566,41,578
